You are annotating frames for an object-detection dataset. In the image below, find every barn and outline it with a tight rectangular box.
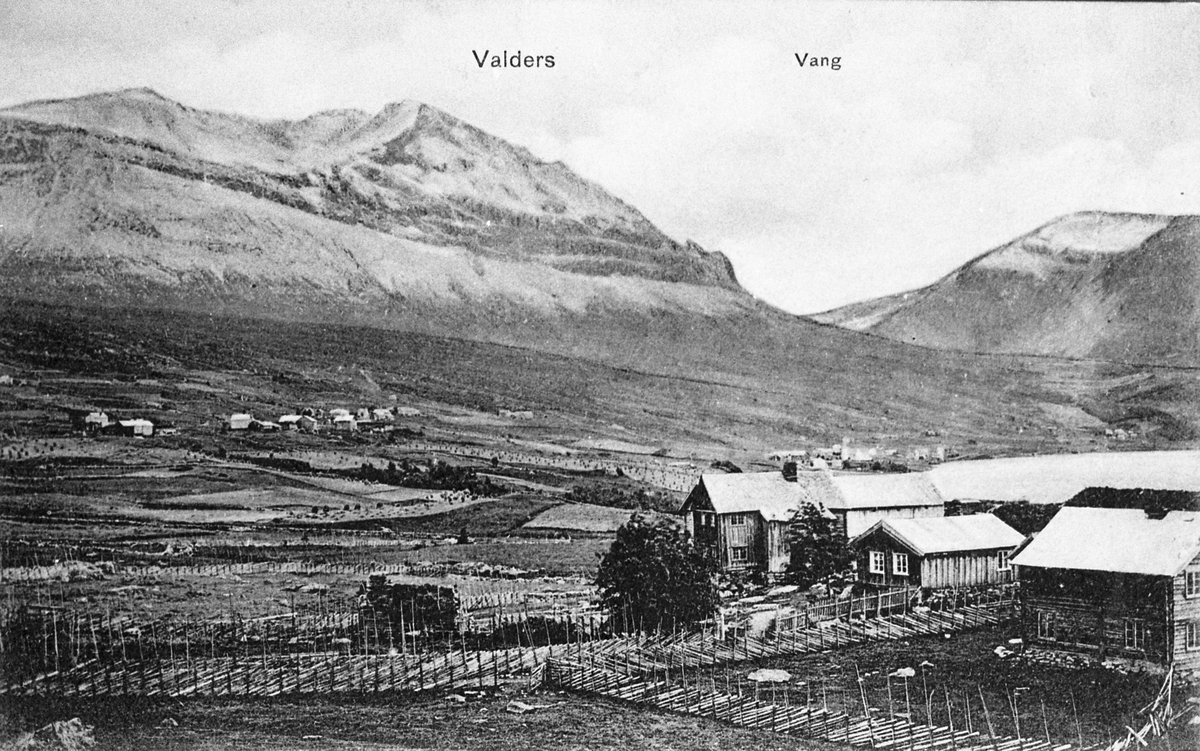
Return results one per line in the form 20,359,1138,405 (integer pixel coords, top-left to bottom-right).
1012,506,1200,676
850,514,1024,591
816,473,945,539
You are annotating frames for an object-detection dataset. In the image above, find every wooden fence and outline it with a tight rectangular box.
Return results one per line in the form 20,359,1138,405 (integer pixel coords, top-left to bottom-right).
546,657,1089,751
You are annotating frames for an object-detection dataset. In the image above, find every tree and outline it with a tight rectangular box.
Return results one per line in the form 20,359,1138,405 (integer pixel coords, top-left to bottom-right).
595,515,720,633
786,503,852,588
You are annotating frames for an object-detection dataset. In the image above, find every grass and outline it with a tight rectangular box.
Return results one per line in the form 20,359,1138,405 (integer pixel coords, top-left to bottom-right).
0,690,847,751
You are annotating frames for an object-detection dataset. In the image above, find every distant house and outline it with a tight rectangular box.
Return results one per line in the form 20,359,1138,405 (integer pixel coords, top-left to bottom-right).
0,374,13,386
278,415,303,430
329,408,352,419
395,407,422,417
332,415,357,433
371,408,394,423
1013,506,1200,676
83,411,111,433
114,419,154,437
155,421,179,437
679,469,827,578
355,407,374,424
249,419,281,432
814,473,945,539
297,415,319,433
851,514,1024,591
227,413,253,431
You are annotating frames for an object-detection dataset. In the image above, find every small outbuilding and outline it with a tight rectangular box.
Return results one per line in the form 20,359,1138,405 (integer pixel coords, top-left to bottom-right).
851,514,1024,590
227,413,253,431
278,415,303,430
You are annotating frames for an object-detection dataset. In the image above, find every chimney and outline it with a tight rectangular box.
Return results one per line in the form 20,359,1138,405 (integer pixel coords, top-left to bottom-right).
782,460,797,482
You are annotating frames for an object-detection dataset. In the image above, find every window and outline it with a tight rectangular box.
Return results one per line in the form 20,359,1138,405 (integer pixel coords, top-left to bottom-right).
730,546,749,563
729,513,747,526
1124,619,1146,651
1037,611,1056,640
869,551,886,574
893,553,909,576
1187,621,1200,651
997,550,1011,571
1186,571,1200,598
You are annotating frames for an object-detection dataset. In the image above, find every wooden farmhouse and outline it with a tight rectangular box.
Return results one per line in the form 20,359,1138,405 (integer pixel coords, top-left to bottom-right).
850,514,1024,591
680,468,949,580
813,473,945,539
679,471,820,578
1012,506,1200,676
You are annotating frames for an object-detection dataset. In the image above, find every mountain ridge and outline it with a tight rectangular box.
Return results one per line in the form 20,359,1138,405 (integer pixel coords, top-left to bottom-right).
812,211,1200,366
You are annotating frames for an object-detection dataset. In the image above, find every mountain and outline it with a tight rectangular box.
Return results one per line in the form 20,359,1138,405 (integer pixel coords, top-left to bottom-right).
2,89,1198,451
812,211,1200,366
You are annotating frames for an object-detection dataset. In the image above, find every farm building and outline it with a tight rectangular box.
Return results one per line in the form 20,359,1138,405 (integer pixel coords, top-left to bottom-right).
679,469,833,578
83,411,110,432
297,415,319,433
814,473,945,538
249,419,281,432
113,419,154,437
371,408,394,422
1012,506,1200,676
227,413,253,431
278,415,303,430
850,514,1024,590
332,415,357,433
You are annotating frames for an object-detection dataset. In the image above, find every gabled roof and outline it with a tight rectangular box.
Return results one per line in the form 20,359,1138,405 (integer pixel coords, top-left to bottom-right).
1011,507,1200,577
823,473,944,510
853,514,1024,556
688,472,802,521
681,472,836,522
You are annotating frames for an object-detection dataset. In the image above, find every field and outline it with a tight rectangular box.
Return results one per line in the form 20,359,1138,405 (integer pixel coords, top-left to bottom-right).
3,301,1200,750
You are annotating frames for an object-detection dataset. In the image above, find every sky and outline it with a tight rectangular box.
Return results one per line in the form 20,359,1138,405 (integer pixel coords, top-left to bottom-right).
2,0,1198,314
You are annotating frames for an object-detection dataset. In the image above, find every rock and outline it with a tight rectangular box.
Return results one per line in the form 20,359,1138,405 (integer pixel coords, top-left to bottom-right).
506,701,537,714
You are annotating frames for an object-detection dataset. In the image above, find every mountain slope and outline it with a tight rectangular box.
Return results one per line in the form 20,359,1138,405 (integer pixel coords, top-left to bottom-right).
812,211,1200,365
3,90,1199,449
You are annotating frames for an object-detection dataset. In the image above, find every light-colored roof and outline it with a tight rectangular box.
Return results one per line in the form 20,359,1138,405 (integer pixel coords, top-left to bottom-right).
823,473,944,510
278,414,302,423
688,472,833,522
854,515,1025,556
117,419,153,427
1011,507,1200,577
697,472,803,521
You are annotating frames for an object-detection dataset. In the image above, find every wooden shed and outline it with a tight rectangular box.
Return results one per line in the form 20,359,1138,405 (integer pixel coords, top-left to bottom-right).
851,514,1024,590
1013,506,1200,676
